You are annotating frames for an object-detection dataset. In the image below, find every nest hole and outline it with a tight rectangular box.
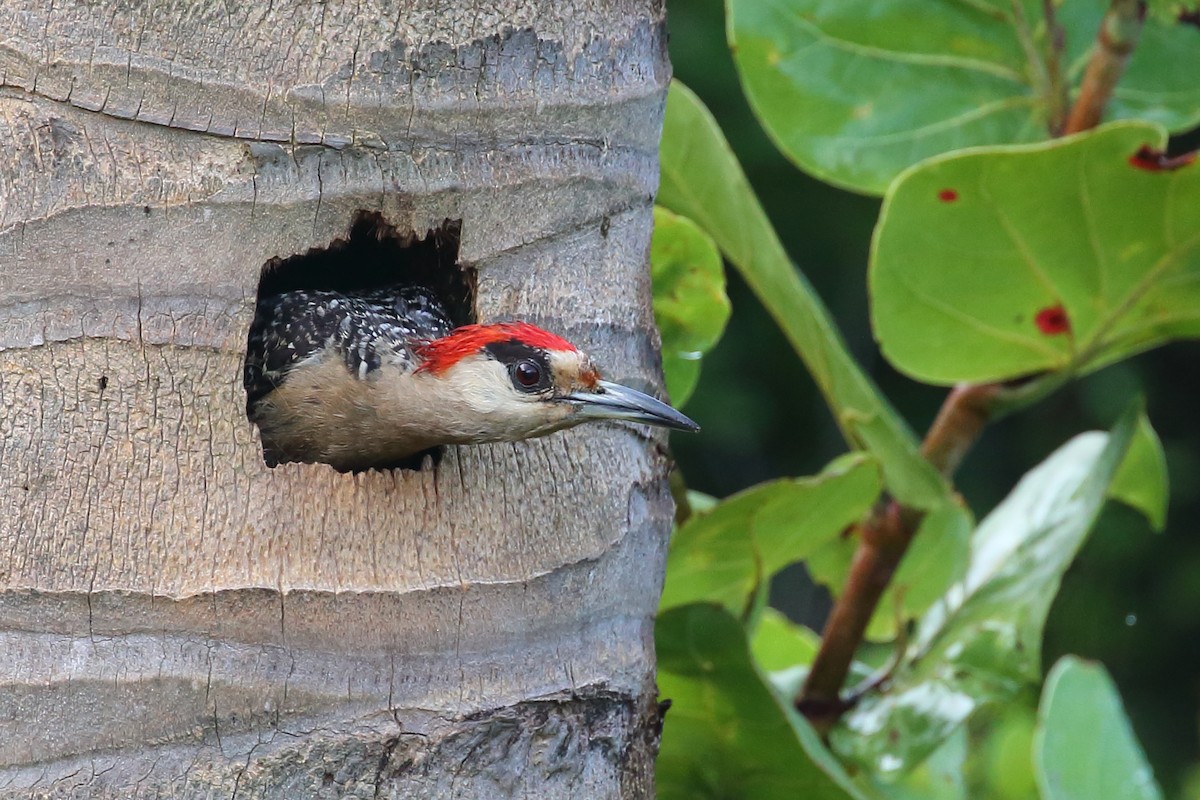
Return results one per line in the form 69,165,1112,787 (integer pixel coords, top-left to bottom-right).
246,212,474,472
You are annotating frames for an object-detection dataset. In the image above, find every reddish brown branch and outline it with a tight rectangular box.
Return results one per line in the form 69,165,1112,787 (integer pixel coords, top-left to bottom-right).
920,383,1004,476
1063,0,1146,135
796,385,998,731
797,500,922,731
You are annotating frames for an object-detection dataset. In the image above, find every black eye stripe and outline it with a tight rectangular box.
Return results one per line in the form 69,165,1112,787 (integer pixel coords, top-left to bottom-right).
484,339,543,363
484,340,553,393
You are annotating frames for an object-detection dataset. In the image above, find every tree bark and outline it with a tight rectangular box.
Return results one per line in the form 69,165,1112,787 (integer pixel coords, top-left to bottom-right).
0,2,671,796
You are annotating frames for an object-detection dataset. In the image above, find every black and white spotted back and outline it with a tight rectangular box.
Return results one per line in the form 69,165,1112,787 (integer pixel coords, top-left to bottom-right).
244,286,454,410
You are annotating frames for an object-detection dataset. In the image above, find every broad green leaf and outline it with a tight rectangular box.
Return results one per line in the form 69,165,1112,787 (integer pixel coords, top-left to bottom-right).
860,728,968,800
753,609,875,700
1109,412,1168,531
729,0,1200,194
657,604,866,800
751,607,821,672
871,503,973,640
651,207,732,406
831,407,1138,777
973,703,1040,800
872,122,1200,385
1145,0,1198,21
660,454,881,615
806,502,973,641
659,81,950,511
687,489,720,516
1035,657,1163,800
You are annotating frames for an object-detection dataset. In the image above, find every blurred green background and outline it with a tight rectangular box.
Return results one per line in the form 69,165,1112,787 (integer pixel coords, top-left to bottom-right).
665,2,1200,795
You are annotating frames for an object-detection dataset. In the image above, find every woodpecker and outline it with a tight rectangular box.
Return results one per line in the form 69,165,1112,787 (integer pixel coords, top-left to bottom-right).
244,285,699,471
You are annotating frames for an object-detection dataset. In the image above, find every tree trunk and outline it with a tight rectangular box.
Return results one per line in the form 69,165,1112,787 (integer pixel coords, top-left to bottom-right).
0,2,671,796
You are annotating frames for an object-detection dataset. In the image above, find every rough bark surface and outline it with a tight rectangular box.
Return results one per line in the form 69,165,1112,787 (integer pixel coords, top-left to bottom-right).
0,2,671,796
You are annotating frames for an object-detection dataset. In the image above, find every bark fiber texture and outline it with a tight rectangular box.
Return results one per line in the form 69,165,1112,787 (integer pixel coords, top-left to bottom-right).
0,2,671,796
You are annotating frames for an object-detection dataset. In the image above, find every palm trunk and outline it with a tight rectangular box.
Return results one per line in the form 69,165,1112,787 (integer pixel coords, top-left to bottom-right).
0,2,671,796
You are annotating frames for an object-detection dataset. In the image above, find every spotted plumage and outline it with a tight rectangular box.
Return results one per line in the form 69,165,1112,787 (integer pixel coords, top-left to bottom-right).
244,286,453,410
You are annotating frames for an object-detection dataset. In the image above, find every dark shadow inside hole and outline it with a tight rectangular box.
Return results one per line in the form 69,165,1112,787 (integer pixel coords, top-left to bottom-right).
255,212,473,327
246,212,473,473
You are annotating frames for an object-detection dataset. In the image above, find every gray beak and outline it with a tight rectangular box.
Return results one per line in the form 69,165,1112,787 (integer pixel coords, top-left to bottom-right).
566,380,700,432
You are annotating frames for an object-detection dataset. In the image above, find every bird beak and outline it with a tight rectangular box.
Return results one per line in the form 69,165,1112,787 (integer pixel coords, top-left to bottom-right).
566,380,700,432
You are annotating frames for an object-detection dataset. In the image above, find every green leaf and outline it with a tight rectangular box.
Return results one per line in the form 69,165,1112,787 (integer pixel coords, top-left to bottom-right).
751,607,822,672
872,503,973,639
860,728,969,800
658,81,950,511
1109,412,1169,531
660,454,882,615
651,207,732,407
728,0,1200,194
972,703,1040,800
871,122,1200,385
656,604,866,800
1144,0,1196,22
1034,657,1163,800
806,502,973,641
831,406,1139,777
687,489,720,516
752,608,878,701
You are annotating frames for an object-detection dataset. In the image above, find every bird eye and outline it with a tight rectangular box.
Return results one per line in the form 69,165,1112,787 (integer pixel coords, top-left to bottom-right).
512,359,543,390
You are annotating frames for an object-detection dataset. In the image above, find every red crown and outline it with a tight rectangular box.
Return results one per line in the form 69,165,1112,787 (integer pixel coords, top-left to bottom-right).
416,322,578,375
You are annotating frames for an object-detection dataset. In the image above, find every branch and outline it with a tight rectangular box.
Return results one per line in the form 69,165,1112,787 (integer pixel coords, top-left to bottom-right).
920,383,1005,476
795,385,1000,730
796,499,922,730
797,371,1080,730
1063,0,1146,135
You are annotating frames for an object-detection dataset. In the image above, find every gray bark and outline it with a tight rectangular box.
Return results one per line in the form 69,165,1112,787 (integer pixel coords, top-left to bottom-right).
0,2,671,796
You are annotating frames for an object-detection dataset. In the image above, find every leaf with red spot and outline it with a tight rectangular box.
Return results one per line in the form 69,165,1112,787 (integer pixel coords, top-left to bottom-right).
871,122,1200,384
1128,144,1198,172
1035,305,1071,336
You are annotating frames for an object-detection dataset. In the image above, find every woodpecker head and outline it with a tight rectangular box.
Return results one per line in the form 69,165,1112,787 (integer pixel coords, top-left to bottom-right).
414,321,698,443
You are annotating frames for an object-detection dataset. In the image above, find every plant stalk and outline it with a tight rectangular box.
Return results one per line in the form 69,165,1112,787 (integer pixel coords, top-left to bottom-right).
796,384,999,730
1063,0,1146,134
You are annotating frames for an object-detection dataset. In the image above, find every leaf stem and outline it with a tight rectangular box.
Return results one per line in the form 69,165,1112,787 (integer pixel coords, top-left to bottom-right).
1063,0,1146,134
795,386,1001,730
795,376,1063,730
797,499,922,731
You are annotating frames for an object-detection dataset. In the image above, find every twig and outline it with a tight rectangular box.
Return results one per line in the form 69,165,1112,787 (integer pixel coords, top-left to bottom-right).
797,372,1078,730
1063,0,1146,134
844,591,911,704
796,386,999,731
920,383,1005,476
797,499,922,730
